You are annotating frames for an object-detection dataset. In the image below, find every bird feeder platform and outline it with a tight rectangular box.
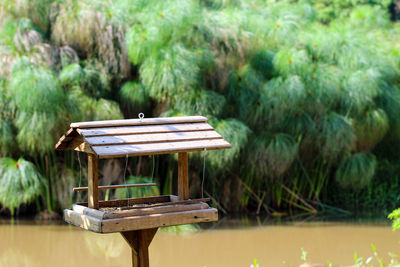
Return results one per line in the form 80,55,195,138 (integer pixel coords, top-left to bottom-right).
64,195,217,233
55,116,231,267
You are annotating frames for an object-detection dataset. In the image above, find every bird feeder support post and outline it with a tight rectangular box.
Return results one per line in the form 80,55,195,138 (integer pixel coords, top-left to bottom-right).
121,228,158,267
88,154,99,209
178,152,189,200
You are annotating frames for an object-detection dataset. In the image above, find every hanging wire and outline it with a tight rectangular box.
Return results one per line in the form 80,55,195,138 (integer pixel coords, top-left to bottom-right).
123,154,130,206
151,155,155,179
77,151,82,188
201,148,207,198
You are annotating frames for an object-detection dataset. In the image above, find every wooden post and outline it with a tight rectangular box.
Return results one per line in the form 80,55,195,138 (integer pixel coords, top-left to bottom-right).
88,154,99,209
121,228,158,267
178,152,189,200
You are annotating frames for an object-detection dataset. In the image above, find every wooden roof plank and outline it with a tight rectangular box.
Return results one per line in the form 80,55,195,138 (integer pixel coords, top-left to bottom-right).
85,130,223,146
71,116,207,129
94,139,232,158
79,122,214,137
55,128,80,150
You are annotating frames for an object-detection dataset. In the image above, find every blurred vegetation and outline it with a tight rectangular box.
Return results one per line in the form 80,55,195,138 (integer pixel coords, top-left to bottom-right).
1,0,400,217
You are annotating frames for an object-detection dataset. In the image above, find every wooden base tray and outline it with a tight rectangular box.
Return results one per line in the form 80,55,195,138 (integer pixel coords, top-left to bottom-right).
63,195,218,233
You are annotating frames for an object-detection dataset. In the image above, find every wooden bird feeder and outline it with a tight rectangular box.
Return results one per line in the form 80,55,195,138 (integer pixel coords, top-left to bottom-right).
55,116,231,267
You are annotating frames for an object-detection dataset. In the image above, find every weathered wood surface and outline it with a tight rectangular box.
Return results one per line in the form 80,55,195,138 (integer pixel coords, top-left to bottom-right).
101,208,218,233
79,123,214,137
54,128,79,150
71,116,207,128
115,198,211,210
74,141,95,154
73,183,157,192
63,207,218,233
76,195,172,208
75,197,210,212
56,116,231,157
178,152,189,200
85,130,222,146
93,139,231,158
72,199,210,219
72,204,105,219
121,228,158,267
104,203,209,219
63,209,102,232
88,154,99,209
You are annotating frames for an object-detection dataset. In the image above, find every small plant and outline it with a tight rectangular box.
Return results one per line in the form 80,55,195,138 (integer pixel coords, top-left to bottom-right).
388,208,400,231
301,248,307,263
251,259,259,267
299,245,400,267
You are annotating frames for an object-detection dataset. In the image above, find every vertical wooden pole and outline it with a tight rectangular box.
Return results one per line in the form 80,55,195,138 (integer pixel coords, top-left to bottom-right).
88,154,99,209
178,152,189,200
121,228,158,267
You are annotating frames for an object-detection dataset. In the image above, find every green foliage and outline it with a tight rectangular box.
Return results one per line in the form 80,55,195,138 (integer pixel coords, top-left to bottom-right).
266,134,299,177
0,0,54,33
388,208,400,231
9,58,66,154
318,112,355,161
1,0,400,215
93,98,123,121
300,0,391,24
300,246,399,267
250,50,274,79
208,119,250,171
52,0,130,80
335,153,377,190
354,108,389,151
119,81,149,113
0,16,18,48
80,60,111,99
174,89,226,117
59,63,84,87
0,157,43,215
274,48,312,78
0,119,13,156
115,176,159,199
0,80,14,156
139,44,200,100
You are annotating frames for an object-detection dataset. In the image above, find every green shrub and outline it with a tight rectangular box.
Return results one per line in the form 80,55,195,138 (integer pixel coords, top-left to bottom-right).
0,157,43,215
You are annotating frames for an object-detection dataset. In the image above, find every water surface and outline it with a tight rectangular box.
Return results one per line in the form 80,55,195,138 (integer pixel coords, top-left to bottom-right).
1,219,399,267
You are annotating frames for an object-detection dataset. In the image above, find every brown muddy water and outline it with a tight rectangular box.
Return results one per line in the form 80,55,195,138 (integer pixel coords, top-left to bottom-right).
0,219,399,267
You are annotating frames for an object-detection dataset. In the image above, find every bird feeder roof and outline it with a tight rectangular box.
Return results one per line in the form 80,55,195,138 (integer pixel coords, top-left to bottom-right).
55,116,231,159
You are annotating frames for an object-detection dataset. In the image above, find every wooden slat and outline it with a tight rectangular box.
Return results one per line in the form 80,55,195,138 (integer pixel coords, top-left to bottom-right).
79,122,214,137
72,204,106,219
76,195,172,208
70,116,207,129
54,128,80,150
101,208,218,233
74,142,95,154
116,198,211,210
104,203,209,219
85,130,222,146
63,209,102,233
73,183,157,192
93,139,232,158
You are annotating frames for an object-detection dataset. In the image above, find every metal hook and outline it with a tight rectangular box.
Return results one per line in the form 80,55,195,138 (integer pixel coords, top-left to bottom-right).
138,113,144,122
